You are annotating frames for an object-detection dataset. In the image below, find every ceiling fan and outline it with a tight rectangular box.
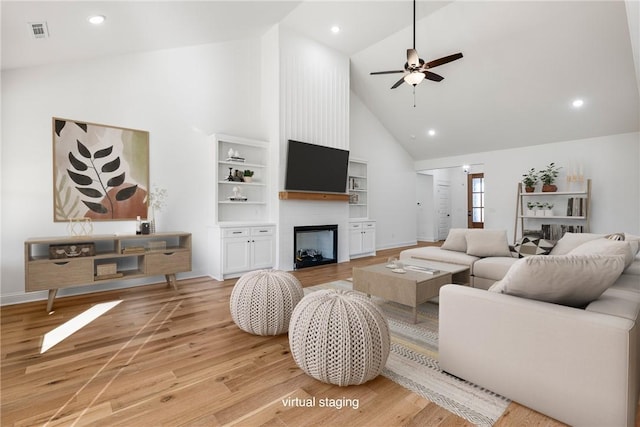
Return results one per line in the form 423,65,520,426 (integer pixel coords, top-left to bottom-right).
370,0,463,90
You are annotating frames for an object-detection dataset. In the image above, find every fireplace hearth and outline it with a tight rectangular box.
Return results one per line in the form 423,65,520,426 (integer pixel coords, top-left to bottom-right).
294,225,338,269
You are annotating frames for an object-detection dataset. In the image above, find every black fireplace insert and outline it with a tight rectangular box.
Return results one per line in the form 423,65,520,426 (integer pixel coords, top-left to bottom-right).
294,224,338,269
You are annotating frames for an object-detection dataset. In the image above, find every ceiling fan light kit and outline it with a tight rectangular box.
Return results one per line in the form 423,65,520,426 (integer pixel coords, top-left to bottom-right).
371,0,463,93
404,71,425,86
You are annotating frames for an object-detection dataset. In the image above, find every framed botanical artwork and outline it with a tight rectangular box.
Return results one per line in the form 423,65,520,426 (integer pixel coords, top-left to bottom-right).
52,118,149,221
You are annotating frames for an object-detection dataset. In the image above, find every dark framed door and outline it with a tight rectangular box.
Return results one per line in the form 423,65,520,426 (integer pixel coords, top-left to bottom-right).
467,173,484,228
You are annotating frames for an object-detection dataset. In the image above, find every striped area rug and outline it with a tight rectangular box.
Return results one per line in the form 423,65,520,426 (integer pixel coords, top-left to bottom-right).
304,280,510,427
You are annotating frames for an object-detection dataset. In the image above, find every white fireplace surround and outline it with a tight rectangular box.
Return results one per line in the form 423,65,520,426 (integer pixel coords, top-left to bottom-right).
278,200,350,272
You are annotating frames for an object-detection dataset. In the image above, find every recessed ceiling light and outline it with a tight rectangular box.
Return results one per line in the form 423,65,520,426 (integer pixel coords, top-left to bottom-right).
88,15,106,25
428,129,436,136
331,26,340,34
572,99,584,108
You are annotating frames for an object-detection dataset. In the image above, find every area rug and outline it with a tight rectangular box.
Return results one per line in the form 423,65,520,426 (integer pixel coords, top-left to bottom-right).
304,280,510,427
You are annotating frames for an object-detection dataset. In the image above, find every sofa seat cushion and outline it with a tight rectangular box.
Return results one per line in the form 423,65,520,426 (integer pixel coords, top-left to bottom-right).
399,247,480,273
473,257,519,281
489,254,626,308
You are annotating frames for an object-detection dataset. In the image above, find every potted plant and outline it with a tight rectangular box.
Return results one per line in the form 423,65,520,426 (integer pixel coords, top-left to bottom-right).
535,202,547,216
522,168,538,192
526,202,536,216
540,162,561,192
544,202,554,216
243,170,254,183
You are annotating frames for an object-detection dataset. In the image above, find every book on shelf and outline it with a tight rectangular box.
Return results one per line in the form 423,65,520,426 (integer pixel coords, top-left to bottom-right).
226,156,245,162
566,197,587,216
540,224,584,241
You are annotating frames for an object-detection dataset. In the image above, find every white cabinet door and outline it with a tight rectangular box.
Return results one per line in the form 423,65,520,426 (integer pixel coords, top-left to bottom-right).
251,235,274,270
223,238,251,274
349,228,363,255
361,229,376,254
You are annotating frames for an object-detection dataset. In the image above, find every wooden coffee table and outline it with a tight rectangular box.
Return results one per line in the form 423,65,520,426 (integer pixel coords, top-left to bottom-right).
352,260,470,323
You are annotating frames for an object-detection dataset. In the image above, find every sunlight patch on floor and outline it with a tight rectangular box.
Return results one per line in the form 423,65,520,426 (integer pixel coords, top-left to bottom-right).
41,300,122,353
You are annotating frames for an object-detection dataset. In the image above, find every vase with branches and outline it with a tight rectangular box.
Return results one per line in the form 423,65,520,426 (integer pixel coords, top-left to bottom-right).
148,185,167,233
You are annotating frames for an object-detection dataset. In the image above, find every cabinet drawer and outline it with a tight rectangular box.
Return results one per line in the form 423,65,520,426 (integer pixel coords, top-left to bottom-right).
349,223,362,230
27,259,93,290
223,228,250,238
251,227,274,236
146,251,191,275
362,221,376,229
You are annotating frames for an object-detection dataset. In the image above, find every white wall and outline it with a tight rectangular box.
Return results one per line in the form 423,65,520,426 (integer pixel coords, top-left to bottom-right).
415,132,640,241
1,38,266,304
350,92,417,249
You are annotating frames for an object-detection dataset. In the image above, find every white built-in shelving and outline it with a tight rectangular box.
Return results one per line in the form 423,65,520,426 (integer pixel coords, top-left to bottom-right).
348,159,368,220
214,134,270,224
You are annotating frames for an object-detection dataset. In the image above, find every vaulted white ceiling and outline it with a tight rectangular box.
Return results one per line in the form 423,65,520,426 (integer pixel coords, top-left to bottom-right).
2,1,639,161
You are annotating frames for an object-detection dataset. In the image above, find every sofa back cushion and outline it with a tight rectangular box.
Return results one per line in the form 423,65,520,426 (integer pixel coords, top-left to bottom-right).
569,238,639,268
549,232,605,255
465,230,512,257
441,229,469,252
489,254,625,308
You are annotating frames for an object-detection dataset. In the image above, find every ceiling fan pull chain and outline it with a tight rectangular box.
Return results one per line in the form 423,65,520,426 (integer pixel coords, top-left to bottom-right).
413,86,417,107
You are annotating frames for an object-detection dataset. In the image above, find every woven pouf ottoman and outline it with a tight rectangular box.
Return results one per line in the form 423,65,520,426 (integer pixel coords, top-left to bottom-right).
230,269,304,336
289,289,390,386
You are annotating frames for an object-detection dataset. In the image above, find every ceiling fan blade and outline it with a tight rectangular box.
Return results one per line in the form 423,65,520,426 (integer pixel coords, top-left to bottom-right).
407,49,419,68
370,70,404,75
423,71,444,82
391,76,406,89
425,52,463,69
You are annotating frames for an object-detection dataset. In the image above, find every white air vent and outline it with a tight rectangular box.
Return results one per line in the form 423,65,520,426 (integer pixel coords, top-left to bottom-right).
28,22,49,39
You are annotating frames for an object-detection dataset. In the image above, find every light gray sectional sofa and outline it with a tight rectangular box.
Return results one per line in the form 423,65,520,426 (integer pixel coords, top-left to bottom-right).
400,229,640,427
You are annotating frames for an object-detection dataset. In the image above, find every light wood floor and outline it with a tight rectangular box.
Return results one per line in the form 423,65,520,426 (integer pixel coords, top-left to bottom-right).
0,243,618,426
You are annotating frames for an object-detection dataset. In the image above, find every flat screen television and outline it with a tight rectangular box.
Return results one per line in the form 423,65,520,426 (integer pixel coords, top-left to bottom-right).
285,140,349,193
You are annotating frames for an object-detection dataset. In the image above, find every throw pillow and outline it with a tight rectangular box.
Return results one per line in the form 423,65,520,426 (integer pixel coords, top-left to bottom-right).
570,238,638,268
605,233,625,241
489,254,625,308
465,230,511,257
513,236,556,258
549,232,605,255
441,229,468,252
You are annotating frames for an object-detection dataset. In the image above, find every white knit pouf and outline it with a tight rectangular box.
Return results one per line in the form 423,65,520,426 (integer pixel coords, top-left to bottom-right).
230,269,304,336
289,289,390,386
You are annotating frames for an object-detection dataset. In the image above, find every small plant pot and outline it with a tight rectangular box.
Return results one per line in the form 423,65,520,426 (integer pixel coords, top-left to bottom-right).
544,209,554,216
535,210,546,217
243,176,253,183
526,209,535,216
525,186,535,193
542,184,557,192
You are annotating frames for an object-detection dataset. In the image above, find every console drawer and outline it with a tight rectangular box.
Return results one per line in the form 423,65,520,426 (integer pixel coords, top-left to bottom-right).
27,259,93,291
146,251,191,275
